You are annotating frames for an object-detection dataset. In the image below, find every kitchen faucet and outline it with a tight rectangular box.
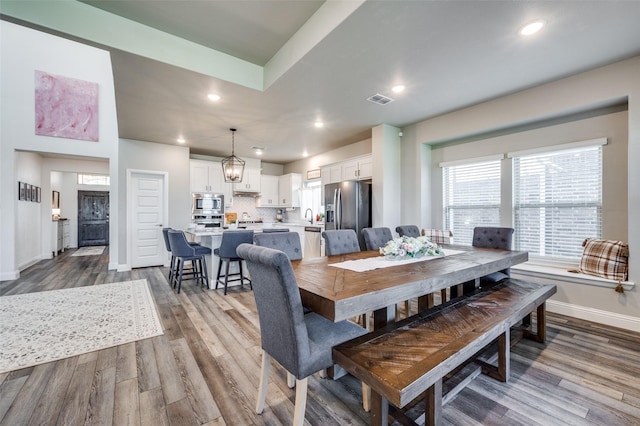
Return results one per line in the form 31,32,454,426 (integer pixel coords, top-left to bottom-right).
304,208,313,224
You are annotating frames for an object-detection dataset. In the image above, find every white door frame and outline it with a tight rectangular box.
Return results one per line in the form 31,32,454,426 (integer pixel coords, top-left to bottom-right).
126,169,169,270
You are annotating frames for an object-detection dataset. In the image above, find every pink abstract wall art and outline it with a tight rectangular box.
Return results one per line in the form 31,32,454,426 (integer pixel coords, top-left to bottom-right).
35,71,99,142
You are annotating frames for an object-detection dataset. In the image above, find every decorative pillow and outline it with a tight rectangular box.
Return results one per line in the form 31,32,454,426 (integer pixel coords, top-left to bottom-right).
578,238,629,281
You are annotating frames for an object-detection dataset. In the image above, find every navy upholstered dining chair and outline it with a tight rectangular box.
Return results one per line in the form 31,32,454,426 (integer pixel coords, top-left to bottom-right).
321,229,361,256
236,244,367,426
162,227,201,285
254,231,302,261
167,230,211,293
214,230,255,295
395,225,420,238
361,227,393,250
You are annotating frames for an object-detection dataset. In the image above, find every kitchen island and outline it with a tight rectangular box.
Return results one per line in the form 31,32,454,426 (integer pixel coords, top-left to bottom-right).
185,222,323,290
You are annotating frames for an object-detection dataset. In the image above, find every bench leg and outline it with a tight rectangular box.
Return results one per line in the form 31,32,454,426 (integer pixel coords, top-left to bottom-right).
523,302,547,343
370,390,389,426
425,378,443,426
480,328,511,382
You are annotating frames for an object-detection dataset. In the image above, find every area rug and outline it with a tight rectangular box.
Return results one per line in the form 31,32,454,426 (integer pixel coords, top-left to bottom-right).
71,245,106,256
0,279,163,373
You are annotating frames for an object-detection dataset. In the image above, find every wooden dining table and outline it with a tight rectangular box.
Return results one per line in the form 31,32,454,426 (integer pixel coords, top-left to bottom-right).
291,244,529,330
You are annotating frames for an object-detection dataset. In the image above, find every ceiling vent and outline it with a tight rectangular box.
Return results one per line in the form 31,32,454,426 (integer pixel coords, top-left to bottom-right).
366,93,394,105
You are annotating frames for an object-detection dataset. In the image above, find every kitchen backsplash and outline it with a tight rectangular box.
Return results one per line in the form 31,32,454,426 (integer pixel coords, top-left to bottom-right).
228,196,297,222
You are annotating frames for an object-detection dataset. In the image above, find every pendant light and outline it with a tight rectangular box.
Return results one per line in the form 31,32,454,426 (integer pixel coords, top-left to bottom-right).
221,128,245,183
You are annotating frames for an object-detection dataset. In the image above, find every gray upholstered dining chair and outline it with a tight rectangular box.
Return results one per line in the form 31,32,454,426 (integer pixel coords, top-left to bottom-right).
321,229,361,256
452,226,515,298
214,230,254,295
395,225,420,238
236,243,367,426
473,226,515,283
254,231,302,260
361,227,393,250
167,230,211,293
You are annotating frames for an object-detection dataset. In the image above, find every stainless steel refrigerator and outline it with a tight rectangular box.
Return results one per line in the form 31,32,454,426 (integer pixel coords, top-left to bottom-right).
324,181,372,250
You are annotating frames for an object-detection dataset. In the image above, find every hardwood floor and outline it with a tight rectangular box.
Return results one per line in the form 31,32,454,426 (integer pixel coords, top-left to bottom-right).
1,249,639,425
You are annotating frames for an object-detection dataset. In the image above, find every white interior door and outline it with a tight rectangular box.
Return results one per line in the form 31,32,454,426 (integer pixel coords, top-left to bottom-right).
131,172,166,268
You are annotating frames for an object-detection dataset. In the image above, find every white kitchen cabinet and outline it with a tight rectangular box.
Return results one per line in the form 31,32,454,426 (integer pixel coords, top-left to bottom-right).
256,175,279,207
190,160,233,206
233,167,261,193
232,157,261,193
342,154,372,180
278,173,302,208
190,160,212,192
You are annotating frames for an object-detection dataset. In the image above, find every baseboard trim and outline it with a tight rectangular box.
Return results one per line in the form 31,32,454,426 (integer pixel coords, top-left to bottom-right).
547,300,640,333
0,270,20,282
117,264,131,272
19,255,43,272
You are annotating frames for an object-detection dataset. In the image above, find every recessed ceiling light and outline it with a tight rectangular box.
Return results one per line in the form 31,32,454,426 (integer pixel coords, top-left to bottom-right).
252,146,264,155
519,20,545,36
392,85,405,93
207,93,221,101
314,121,324,128
302,151,309,157
177,137,186,144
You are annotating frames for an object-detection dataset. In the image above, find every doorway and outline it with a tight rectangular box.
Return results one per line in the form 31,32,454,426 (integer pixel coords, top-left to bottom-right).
77,191,109,247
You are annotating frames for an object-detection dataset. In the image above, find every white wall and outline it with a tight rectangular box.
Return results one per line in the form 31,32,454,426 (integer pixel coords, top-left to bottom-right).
372,125,401,229
15,152,44,270
0,21,119,280
400,56,640,328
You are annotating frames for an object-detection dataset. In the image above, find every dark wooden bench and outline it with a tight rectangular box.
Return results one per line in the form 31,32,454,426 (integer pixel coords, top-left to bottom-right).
333,278,557,426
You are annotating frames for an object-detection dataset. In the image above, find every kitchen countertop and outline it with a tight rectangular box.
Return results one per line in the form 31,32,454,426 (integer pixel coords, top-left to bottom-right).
185,222,324,237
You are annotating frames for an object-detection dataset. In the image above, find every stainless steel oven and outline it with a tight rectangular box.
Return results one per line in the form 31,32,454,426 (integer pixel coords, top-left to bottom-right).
192,193,224,215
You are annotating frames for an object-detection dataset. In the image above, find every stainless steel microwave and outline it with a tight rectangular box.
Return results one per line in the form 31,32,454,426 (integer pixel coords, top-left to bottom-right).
192,193,224,215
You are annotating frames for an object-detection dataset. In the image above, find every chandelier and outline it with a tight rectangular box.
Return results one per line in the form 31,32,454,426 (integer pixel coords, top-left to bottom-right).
221,128,245,183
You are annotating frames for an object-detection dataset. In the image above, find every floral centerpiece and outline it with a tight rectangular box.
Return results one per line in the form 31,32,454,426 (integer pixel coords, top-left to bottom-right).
380,235,444,260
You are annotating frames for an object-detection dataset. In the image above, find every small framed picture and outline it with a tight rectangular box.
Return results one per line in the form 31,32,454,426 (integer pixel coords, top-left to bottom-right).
18,181,25,200
36,187,41,203
31,185,37,202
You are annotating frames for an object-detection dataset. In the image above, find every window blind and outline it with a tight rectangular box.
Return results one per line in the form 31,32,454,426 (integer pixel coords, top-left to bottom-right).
443,159,501,245
513,145,602,260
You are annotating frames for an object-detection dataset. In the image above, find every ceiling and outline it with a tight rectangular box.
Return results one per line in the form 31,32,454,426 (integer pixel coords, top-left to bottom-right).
4,1,640,164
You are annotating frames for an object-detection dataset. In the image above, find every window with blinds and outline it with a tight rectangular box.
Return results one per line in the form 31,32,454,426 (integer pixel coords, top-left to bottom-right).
442,159,501,245
512,145,602,260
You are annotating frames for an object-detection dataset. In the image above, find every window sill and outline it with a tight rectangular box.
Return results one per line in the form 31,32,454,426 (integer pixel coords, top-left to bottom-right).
512,263,634,291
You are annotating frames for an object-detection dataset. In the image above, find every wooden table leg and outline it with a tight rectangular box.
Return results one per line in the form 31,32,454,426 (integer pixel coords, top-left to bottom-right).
370,390,389,426
425,378,443,426
373,306,395,330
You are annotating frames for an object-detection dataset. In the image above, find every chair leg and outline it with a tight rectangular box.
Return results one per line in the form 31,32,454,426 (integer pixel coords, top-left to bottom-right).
287,372,296,388
177,259,184,294
362,383,371,412
215,258,223,290
293,378,308,426
256,350,270,414
224,260,231,295
201,255,209,289
168,255,175,283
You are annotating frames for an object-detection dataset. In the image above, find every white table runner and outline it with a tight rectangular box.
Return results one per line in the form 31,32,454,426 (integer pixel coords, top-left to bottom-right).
328,249,465,272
